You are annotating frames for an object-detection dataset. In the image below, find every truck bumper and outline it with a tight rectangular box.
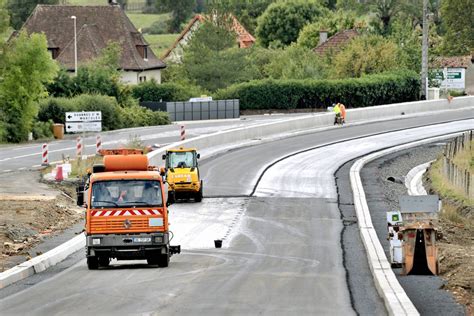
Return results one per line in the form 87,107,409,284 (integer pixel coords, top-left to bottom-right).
86,232,169,260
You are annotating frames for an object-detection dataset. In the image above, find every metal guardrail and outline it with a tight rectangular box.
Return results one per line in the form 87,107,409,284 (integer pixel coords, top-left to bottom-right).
141,99,240,122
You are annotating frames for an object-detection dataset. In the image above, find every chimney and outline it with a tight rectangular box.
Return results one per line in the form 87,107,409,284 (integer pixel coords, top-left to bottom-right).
319,30,328,45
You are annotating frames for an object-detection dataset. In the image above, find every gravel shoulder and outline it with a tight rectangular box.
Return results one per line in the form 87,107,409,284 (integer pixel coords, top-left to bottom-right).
360,142,468,315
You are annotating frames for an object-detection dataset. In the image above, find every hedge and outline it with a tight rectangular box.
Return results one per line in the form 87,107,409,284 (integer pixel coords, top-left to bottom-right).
38,94,169,131
131,81,203,102
214,71,420,110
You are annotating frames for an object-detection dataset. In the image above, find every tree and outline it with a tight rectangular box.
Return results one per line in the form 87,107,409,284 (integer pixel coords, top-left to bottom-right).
47,42,128,104
156,0,196,33
7,0,59,30
369,0,400,36
331,35,401,78
182,21,257,91
0,31,58,142
256,0,328,48
439,0,474,56
264,44,327,80
0,0,9,36
297,10,360,49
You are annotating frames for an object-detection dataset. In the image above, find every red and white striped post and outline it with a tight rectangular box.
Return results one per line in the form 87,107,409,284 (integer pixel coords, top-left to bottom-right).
76,136,83,158
96,134,102,155
41,143,49,166
180,125,185,141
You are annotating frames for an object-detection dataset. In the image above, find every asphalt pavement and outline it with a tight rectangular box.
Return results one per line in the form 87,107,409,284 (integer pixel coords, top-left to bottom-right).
0,111,472,315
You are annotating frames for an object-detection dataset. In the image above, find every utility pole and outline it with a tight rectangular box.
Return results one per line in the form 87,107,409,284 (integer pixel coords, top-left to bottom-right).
421,0,429,99
71,16,77,76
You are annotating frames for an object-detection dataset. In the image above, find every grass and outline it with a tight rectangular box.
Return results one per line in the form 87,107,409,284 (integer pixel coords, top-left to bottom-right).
429,154,474,207
144,34,179,57
127,13,169,30
452,141,473,172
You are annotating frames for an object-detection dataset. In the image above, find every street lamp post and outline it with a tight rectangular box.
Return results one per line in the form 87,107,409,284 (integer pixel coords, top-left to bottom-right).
421,0,429,99
71,15,77,76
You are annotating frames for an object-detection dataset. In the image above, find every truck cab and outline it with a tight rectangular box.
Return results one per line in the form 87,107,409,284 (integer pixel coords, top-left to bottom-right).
162,147,203,203
77,150,180,270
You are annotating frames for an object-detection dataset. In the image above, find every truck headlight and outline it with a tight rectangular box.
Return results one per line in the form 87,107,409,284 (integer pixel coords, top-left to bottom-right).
92,238,101,245
154,236,163,243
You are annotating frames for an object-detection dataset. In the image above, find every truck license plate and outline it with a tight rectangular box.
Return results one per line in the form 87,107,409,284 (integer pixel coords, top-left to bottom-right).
133,237,151,243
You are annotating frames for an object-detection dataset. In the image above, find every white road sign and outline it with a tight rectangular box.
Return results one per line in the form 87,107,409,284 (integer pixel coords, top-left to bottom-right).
66,111,102,122
66,122,102,133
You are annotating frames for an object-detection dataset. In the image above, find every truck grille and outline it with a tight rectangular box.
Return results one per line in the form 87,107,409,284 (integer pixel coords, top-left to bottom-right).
90,216,163,234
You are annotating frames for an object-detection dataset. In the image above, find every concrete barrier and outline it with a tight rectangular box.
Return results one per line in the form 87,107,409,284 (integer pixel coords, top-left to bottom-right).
148,96,474,165
349,132,465,316
405,161,433,195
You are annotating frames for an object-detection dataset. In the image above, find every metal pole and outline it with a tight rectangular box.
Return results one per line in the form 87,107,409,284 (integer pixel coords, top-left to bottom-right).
71,16,77,76
421,0,429,99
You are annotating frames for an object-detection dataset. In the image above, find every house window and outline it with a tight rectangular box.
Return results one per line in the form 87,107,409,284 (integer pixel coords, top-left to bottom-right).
144,47,148,60
48,48,59,59
136,45,148,60
139,76,147,83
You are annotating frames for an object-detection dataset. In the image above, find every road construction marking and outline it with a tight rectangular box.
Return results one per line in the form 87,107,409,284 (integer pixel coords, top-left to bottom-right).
2,169,11,172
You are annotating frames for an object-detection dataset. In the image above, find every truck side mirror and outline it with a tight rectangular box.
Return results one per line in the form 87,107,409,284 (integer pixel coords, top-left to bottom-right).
76,185,85,206
162,154,166,160
196,153,200,159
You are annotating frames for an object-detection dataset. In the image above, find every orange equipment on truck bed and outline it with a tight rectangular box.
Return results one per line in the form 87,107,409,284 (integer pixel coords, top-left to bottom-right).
76,149,180,270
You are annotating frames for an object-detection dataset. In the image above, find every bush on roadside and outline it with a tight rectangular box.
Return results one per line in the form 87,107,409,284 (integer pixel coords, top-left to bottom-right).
215,71,420,109
32,120,54,140
119,105,170,127
37,94,170,132
131,80,203,102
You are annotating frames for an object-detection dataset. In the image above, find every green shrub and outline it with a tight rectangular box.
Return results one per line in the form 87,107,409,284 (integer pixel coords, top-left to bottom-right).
38,97,76,124
74,94,122,131
132,81,203,102
119,105,170,127
32,120,54,140
215,71,420,109
142,19,169,35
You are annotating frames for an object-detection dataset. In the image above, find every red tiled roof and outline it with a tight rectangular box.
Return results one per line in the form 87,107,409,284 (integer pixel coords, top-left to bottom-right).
313,29,359,56
21,5,165,71
430,56,472,68
161,14,256,60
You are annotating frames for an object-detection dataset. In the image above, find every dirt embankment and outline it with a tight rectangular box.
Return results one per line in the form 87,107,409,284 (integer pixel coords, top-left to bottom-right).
424,181,474,313
0,172,82,271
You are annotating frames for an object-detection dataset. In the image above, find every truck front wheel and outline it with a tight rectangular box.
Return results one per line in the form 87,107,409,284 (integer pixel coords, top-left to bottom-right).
87,256,99,270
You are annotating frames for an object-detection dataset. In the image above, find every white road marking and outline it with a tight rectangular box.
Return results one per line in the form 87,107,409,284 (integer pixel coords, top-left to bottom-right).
2,169,12,172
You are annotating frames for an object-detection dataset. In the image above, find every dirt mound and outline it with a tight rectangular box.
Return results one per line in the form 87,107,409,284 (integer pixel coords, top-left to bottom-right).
0,178,82,271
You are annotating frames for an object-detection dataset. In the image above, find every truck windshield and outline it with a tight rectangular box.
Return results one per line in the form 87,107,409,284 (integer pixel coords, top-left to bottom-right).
168,151,196,168
91,180,163,208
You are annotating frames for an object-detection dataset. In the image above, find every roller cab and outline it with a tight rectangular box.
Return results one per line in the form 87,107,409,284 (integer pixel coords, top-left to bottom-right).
162,147,203,203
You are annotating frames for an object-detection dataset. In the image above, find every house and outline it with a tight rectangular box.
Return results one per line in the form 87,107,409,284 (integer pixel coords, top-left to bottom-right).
313,29,359,56
430,55,473,94
162,14,256,63
20,4,166,84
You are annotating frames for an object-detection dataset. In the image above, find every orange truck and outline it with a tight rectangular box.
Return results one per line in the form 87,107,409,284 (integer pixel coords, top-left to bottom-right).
76,149,180,270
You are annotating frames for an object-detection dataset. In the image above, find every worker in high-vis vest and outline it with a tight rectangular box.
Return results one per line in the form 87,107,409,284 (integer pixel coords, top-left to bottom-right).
339,103,346,124
333,103,341,125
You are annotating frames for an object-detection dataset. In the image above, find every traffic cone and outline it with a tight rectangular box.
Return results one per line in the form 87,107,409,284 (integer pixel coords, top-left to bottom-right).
55,165,64,182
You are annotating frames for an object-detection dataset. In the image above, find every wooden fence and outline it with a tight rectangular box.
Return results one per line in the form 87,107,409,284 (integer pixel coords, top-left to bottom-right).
442,131,473,198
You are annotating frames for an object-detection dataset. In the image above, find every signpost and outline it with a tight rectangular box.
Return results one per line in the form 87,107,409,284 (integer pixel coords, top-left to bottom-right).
433,67,466,90
65,111,102,133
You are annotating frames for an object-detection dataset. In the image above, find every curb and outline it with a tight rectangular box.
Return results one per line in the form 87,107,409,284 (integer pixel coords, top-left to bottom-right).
0,234,85,289
405,161,434,195
349,132,465,315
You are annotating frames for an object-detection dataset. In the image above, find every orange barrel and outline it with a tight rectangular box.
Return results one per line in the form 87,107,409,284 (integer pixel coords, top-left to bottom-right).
53,124,64,139
104,155,149,171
